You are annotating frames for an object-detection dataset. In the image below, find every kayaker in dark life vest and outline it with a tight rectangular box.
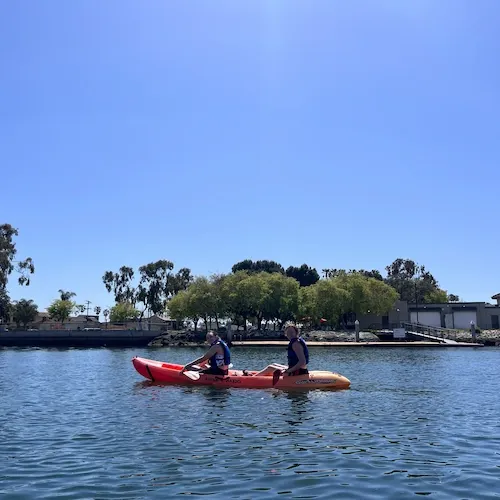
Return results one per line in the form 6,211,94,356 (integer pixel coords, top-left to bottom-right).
181,331,231,376
283,323,309,376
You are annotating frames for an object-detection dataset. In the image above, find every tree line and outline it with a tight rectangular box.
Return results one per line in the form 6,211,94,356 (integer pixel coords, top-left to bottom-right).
0,223,461,329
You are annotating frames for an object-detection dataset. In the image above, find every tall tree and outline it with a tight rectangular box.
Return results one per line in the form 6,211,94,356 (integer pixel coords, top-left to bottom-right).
102,266,137,304
231,259,285,275
103,262,192,317
384,258,451,304
285,264,320,287
136,260,175,318
0,288,12,324
171,267,194,295
12,299,38,328
0,224,35,289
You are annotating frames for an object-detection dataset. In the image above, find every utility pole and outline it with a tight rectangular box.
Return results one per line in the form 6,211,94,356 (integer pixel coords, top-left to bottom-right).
85,300,92,318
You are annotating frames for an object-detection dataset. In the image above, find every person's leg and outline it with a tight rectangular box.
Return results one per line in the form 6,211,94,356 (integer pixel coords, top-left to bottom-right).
200,366,228,376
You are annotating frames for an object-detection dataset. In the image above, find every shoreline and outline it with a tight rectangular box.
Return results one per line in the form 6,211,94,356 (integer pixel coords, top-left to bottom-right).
147,340,483,348
149,328,497,348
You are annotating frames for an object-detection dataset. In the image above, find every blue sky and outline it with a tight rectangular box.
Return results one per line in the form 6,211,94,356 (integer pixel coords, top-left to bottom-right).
1,0,499,311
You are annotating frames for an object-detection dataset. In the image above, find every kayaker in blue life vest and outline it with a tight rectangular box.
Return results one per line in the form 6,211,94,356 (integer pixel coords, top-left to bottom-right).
283,323,309,376
180,331,231,376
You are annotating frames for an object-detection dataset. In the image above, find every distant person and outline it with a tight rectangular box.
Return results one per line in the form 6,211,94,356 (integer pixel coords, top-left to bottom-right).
283,323,309,376
181,331,231,376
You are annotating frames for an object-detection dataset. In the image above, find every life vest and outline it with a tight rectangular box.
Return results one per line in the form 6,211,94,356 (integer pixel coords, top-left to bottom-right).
287,337,309,368
209,338,231,368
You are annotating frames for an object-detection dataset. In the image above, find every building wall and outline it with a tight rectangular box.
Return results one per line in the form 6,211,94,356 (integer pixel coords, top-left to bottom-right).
406,302,500,330
356,300,408,329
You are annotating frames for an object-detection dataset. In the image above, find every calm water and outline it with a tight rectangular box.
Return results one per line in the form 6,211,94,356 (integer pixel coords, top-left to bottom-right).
1,345,499,499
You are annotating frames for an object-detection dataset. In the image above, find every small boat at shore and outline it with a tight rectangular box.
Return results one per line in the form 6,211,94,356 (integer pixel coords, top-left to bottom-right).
132,356,351,390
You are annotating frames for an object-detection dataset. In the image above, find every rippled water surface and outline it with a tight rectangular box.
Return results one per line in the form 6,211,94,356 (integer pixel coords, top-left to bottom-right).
1,345,500,499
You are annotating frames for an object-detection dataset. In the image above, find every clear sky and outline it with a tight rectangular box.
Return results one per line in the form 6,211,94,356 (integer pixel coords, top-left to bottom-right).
1,0,499,312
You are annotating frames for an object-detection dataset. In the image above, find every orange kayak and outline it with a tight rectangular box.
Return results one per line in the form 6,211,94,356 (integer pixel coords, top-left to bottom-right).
132,356,351,390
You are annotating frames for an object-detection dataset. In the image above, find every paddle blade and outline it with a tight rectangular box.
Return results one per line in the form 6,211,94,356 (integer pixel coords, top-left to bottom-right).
272,369,282,386
183,370,201,381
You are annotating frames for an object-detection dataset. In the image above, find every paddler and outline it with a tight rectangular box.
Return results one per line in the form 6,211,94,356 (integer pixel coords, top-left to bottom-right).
180,331,231,376
282,323,309,376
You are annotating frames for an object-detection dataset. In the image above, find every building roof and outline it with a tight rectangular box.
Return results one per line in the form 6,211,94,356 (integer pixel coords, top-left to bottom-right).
492,293,500,299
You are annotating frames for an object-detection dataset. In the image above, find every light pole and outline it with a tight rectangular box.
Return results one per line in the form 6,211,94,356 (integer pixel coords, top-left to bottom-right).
414,266,422,324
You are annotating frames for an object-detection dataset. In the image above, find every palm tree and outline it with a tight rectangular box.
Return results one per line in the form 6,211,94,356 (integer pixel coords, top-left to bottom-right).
58,289,76,301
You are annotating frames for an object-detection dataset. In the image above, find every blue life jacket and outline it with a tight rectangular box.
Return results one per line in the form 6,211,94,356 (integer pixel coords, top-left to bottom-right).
209,338,231,368
287,337,309,368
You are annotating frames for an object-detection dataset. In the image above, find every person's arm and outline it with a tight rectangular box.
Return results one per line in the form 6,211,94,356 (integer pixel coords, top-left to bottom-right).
284,343,306,375
181,346,217,372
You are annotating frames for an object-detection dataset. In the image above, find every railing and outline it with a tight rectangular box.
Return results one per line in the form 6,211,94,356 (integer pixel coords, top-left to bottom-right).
401,322,459,341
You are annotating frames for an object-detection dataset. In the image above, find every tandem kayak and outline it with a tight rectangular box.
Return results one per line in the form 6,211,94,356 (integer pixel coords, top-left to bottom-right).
132,356,351,390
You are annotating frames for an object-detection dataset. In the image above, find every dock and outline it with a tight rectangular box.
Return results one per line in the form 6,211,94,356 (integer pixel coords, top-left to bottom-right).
229,340,483,348
0,329,158,348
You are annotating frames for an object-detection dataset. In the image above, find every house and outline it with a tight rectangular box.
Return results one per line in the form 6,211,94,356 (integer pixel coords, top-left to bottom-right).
107,314,177,331
32,313,102,331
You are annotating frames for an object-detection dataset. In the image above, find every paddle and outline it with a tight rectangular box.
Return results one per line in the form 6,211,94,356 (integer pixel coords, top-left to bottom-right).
181,363,234,381
181,363,202,381
183,370,201,381
272,369,283,386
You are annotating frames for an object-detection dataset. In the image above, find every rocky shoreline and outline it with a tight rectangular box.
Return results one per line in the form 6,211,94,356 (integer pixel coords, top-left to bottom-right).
149,329,500,347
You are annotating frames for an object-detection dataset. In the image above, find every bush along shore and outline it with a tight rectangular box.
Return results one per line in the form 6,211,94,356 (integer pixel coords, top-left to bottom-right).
148,328,500,347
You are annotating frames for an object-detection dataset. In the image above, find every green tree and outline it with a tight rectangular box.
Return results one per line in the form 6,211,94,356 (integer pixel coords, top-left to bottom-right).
285,264,320,287
363,278,400,315
298,286,319,325
168,290,200,332
325,273,399,324
239,273,272,330
209,273,228,330
136,260,175,318
447,293,460,302
103,262,193,320
232,259,285,275
0,224,35,289
322,268,383,281
109,302,139,322
357,269,384,281
12,299,38,328
384,258,454,304
221,271,257,330
313,279,350,327
262,273,300,327
0,288,12,324
47,299,75,324
425,289,449,303
185,276,217,331
171,268,194,295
